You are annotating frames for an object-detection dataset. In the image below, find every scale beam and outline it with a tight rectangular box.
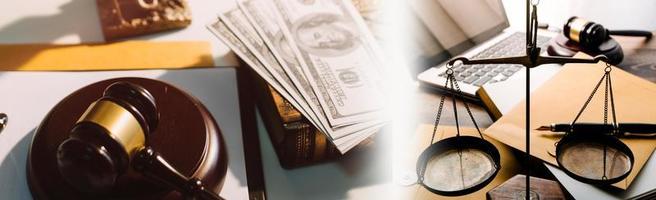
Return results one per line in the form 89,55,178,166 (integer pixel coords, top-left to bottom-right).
449,54,608,68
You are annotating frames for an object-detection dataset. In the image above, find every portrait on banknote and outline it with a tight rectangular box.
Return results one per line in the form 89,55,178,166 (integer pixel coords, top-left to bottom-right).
292,13,359,57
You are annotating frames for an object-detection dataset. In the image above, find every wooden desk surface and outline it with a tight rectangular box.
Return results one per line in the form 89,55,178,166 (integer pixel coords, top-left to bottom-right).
614,33,656,50
615,33,656,82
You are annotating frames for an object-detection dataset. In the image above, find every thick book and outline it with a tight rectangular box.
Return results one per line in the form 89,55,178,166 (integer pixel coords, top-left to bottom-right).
251,72,342,169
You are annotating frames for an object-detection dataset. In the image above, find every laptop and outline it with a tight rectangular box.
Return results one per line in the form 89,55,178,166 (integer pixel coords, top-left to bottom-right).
413,0,560,97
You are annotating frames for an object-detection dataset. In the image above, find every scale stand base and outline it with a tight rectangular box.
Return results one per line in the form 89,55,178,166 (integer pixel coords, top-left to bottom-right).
486,174,565,200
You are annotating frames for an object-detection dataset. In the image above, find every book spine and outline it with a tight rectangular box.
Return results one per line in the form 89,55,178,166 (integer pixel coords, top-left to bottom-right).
280,122,340,168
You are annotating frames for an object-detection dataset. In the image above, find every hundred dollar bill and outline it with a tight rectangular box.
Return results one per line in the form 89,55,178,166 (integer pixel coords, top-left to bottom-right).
238,0,324,123
237,0,333,133
269,0,387,127
219,8,327,134
334,124,382,152
238,0,384,140
206,19,322,132
209,16,377,148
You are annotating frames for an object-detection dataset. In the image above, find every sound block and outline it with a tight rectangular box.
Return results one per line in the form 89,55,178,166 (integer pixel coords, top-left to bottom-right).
27,78,227,199
547,34,624,65
486,174,565,200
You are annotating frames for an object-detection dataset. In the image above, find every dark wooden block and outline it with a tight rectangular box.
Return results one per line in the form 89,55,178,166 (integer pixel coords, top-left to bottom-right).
487,174,565,200
96,0,192,41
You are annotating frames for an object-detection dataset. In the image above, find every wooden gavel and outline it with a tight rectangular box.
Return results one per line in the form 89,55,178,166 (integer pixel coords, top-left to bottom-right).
55,82,224,200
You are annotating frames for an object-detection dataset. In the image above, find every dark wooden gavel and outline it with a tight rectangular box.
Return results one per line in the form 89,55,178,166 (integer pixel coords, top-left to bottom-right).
564,16,652,48
55,82,224,200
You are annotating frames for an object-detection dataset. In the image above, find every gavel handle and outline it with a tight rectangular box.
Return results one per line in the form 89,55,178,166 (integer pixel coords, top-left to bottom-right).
608,30,653,39
132,147,225,200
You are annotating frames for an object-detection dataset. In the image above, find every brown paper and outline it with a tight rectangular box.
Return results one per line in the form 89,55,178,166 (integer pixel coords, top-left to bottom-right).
484,53,656,189
0,41,214,71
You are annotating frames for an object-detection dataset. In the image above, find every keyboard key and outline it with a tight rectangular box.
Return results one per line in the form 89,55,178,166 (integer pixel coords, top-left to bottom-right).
473,76,493,86
502,71,515,77
506,66,519,71
464,76,479,84
444,32,550,88
465,68,478,74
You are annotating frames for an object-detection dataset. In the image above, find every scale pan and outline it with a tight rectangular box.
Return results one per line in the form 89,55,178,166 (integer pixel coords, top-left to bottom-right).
556,132,634,185
416,136,500,196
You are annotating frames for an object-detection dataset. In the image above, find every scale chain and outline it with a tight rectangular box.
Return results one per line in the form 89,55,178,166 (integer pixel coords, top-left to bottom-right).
430,76,449,145
569,68,608,132
452,74,484,139
430,63,487,144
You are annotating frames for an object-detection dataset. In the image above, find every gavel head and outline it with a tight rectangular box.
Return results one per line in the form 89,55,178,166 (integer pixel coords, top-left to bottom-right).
56,82,158,194
563,16,609,48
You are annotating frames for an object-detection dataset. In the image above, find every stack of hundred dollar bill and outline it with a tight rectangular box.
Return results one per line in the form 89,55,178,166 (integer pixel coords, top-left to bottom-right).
207,0,387,154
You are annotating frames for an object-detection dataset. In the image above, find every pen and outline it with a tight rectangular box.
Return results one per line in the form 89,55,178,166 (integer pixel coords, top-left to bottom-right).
0,113,7,135
536,123,656,137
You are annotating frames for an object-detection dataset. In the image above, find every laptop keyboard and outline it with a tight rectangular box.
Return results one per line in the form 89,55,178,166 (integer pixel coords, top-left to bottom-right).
438,32,550,86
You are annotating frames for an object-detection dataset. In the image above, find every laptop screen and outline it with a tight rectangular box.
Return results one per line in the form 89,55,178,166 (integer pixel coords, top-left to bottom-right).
409,0,509,69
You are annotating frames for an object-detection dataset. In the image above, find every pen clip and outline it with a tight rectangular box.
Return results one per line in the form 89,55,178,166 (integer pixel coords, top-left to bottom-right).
0,113,7,135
